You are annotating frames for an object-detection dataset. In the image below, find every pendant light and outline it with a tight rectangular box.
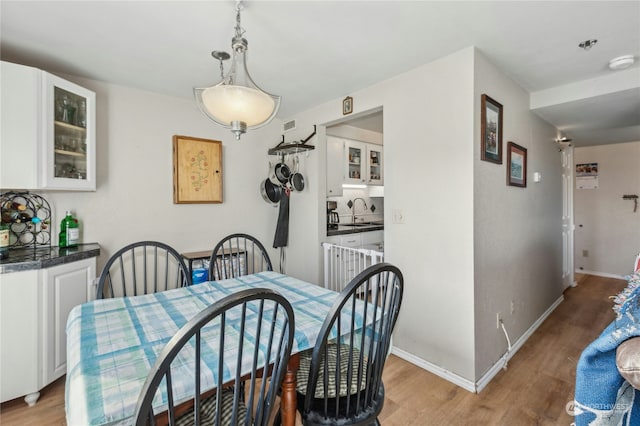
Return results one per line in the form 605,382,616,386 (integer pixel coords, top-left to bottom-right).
194,2,280,140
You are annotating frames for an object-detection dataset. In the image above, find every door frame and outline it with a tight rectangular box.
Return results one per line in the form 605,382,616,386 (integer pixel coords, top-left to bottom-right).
560,143,576,288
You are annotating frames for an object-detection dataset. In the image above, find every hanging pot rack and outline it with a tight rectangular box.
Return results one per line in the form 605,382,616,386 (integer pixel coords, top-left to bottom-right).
268,125,316,156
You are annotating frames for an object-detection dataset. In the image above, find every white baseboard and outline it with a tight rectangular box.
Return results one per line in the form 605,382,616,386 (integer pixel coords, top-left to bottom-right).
576,269,624,280
390,347,477,393
476,294,564,392
391,294,565,394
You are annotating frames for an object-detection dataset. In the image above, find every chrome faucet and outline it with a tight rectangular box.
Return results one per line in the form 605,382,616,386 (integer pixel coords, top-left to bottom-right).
352,197,368,223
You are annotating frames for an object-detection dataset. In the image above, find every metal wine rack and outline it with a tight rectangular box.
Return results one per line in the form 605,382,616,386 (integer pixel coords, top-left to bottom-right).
0,191,52,248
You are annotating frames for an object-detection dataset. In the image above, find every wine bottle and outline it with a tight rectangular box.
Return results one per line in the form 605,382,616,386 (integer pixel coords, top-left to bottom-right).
1,201,26,223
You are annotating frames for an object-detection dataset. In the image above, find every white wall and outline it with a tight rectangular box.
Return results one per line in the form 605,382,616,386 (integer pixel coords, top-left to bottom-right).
286,48,477,381
286,46,563,384
39,75,283,274
326,124,383,145
574,141,640,276
473,51,563,380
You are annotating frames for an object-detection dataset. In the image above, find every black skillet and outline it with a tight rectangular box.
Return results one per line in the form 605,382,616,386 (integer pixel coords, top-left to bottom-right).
261,178,282,205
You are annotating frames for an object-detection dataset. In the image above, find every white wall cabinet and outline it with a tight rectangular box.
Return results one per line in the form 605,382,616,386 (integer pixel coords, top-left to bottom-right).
365,145,383,186
0,258,96,405
344,139,366,185
0,61,96,191
326,136,383,190
326,136,344,196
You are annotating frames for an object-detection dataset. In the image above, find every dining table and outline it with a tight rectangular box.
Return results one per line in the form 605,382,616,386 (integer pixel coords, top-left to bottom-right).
65,271,342,426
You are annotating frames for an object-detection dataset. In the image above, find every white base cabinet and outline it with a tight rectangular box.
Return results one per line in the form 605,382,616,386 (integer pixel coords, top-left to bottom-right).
326,230,383,250
0,269,40,405
0,258,96,404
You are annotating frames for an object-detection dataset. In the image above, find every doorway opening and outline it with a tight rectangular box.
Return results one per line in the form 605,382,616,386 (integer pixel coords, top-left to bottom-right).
324,107,384,248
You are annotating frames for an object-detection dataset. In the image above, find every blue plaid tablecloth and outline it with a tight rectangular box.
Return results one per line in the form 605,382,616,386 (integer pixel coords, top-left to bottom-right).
65,271,339,426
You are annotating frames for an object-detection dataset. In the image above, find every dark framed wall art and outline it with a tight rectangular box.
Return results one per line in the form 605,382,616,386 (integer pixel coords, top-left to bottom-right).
343,96,353,115
507,141,527,187
481,94,503,164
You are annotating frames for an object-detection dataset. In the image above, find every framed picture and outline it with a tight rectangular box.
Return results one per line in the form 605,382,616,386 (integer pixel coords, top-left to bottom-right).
507,141,527,187
343,96,353,115
173,135,223,204
481,94,503,164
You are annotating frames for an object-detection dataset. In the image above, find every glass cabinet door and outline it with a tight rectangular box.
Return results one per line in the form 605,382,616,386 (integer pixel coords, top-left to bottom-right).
367,146,383,185
344,141,365,184
43,73,96,191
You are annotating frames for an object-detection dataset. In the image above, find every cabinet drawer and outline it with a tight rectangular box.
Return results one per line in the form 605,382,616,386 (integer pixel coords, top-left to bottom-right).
339,235,362,248
361,230,383,246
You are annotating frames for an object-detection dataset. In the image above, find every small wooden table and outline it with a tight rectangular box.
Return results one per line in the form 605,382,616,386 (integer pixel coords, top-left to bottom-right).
181,248,247,276
181,250,213,275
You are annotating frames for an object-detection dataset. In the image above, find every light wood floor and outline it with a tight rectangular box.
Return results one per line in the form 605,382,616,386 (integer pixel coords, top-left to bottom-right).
0,274,626,425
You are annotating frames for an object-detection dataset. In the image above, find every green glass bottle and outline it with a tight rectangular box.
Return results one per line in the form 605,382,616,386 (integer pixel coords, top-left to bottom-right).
59,211,79,248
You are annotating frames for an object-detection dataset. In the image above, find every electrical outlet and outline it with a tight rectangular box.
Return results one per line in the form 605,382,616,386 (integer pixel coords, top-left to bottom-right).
510,301,515,314
496,312,502,329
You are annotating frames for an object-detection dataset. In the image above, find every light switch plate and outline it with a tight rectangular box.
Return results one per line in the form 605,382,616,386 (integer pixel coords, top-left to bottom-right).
392,209,405,224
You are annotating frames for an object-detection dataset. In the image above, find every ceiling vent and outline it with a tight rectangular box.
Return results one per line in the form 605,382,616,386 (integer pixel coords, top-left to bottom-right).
283,119,296,132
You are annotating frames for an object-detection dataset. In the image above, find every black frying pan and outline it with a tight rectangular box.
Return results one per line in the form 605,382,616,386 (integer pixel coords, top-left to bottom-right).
261,178,282,205
289,172,305,191
274,162,291,184
288,156,304,191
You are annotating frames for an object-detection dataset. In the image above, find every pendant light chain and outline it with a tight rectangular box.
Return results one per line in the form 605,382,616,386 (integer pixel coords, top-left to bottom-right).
193,0,281,140
218,58,225,79
234,1,245,40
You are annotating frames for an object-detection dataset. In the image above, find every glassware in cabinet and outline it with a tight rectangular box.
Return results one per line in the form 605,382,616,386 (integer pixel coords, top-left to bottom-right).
345,141,365,184
367,145,383,185
43,73,96,190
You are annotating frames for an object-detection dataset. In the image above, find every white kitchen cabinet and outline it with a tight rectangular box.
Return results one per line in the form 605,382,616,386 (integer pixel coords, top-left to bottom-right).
0,269,40,405
325,230,383,250
0,257,96,405
361,230,384,251
0,61,96,191
339,234,362,248
42,258,96,385
328,137,383,188
344,140,367,185
326,136,344,197
366,145,384,186
324,230,384,289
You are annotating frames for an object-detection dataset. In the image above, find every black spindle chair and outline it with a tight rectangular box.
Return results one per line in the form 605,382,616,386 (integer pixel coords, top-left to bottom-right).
292,263,404,426
96,241,191,299
133,287,295,426
209,233,272,281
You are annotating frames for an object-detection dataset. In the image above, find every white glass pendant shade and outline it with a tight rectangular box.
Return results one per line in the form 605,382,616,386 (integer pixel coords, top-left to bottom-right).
199,84,276,127
194,36,280,140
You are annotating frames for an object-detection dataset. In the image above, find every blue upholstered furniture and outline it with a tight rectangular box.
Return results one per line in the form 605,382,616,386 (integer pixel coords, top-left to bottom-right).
574,268,640,425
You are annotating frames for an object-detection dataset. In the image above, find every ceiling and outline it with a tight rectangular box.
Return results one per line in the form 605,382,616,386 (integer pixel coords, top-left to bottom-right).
1,1,639,147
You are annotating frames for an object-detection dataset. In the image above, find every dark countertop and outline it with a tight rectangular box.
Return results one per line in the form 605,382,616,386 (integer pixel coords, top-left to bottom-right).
327,223,384,237
0,243,101,274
